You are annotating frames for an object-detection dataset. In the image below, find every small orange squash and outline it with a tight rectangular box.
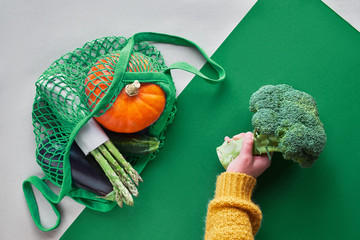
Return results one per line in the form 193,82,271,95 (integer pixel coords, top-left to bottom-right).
85,52,166,133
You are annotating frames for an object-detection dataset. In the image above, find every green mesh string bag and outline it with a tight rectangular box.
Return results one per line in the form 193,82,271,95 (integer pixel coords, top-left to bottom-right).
22,32,226,231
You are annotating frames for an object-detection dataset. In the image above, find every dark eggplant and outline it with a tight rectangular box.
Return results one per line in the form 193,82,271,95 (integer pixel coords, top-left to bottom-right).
37,137,112,196
69,143,113,196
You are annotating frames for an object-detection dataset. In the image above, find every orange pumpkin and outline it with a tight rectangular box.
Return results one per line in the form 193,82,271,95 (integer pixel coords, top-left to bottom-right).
85,52,166,133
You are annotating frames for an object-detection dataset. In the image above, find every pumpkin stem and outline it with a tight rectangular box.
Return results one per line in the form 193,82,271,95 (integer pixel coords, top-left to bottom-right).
125,80,141,96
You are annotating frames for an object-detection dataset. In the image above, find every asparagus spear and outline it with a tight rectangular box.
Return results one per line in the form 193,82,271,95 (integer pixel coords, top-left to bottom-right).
105,140,143,185
98,144,138,196
91,149,133,206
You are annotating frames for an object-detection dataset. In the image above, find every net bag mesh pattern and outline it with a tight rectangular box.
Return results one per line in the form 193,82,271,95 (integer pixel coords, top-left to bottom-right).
33,36,177,187
23,32,226,232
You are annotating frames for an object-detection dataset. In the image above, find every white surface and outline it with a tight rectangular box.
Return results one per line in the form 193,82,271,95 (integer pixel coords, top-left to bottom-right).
323,0,360,31
0,0,256,239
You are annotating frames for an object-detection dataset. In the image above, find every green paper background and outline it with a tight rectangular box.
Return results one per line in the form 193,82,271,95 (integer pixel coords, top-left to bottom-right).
61,0,360,239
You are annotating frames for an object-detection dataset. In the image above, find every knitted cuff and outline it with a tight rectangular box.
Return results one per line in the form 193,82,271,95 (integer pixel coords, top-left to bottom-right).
214,172,257,201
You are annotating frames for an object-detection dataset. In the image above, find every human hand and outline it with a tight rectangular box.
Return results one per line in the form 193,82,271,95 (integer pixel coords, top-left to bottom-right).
226,132,271,178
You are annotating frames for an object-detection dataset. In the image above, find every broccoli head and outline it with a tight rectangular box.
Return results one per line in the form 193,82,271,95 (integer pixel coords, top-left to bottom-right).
217,84,326,168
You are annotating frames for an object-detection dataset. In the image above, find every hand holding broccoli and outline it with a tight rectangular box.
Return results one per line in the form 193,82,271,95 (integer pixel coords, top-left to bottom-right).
217,84,327,169
226,132,271,178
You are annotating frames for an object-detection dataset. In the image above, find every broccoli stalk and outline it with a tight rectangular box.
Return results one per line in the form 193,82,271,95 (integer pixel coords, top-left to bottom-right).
217,84,327,169
216,131,280,169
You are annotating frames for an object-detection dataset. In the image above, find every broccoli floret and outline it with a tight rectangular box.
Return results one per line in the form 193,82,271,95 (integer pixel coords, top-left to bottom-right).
217,84,327,168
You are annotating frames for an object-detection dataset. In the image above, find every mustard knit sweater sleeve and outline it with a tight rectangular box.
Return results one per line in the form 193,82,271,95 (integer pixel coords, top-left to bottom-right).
205,172,262,240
